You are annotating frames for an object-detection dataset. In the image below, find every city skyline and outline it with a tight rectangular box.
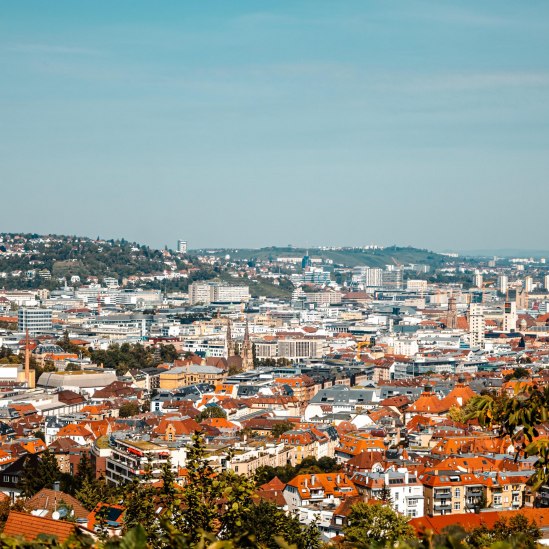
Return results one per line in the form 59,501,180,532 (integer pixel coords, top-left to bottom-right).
1,1,548,250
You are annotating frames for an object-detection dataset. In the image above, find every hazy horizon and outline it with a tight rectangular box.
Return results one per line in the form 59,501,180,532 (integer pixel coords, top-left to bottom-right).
2,1,548,251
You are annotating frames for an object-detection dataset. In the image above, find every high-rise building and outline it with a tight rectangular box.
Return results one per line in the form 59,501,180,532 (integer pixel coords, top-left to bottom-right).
468,303,485,348
473,271,483,289
503,301,517,332
383,266,403,290
497,275,508,294
18,308,52,335
177,240,187,254
545,274,549,290
524,276,534,293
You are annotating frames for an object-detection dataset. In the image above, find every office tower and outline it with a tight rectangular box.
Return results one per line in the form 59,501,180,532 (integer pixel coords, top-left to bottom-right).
383,266,403,290
497,275,508,294
18,308,52,335
473,271,483,289
468,303,485,348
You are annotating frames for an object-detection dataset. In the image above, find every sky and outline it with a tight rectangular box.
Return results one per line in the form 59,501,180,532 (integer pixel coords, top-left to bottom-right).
1,1,548,253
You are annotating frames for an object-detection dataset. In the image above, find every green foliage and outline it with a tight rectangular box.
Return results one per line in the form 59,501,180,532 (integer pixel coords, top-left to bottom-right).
240,500,321,549
89,343,177,375
271,421,293,439
467,514,541,549
257,456,340,484
343,502,415,547
196,406,227,422
466,386,549,489
20,450,62,498
503,367,530,381
118,402,140,418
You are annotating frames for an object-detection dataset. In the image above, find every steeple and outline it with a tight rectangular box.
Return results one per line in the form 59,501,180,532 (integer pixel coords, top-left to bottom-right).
226,320,235,358
240,318,254,372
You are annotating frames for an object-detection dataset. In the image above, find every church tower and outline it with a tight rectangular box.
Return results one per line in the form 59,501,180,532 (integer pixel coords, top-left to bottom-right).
240,319,254,372
226,320,236,358
446,293,458,329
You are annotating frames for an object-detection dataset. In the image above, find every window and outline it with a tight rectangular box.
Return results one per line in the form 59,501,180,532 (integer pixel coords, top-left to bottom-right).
454,502,461,510
455,488,460,498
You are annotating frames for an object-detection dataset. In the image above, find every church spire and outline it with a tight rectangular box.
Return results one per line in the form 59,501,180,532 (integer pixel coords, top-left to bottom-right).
226,319,235,358
240,317,254,371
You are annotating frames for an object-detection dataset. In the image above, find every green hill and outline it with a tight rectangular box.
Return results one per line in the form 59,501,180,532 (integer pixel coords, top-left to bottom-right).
193,246,446,269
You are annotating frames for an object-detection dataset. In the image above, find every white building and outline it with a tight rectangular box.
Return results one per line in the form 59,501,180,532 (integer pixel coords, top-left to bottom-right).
468,303,485,348
17,307,52,334
177,240,187,254
497,275,508,294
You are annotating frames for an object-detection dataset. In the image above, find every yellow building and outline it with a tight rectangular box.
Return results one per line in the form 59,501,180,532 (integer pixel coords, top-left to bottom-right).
159,365,226,389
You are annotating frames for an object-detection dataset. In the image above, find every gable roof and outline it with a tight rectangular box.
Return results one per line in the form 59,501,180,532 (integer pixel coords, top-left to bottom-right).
25,488,90,520
3,511,79,543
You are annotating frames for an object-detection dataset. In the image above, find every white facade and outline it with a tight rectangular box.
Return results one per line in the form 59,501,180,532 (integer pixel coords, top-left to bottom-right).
469,303,485,348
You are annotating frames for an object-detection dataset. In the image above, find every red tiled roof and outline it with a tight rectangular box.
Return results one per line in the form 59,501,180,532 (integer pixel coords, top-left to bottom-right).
3,511,78,543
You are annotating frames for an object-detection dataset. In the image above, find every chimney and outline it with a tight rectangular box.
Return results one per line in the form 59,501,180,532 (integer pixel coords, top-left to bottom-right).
24,329,30,387
53,481,60,492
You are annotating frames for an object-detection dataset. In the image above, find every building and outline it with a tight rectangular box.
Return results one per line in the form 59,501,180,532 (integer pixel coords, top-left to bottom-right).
503,301,518,332
188,282,250,305
421,470,486,516
468,303,485,348
17,308,52,335
106,438,185,485
406,280,428,293
473,272,483,289
497,275,508,294
524,276,534,293
159,365,226,389
177,240,187,254
383,267,403,290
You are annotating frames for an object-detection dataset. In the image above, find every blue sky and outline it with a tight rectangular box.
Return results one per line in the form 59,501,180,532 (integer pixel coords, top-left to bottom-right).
1,1,548,252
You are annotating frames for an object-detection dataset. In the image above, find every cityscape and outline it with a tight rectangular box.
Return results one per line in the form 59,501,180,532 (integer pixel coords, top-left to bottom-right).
0,233,549,546
2,1,549,548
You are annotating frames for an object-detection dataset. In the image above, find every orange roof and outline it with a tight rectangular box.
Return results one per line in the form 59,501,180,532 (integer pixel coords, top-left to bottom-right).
411,508,549,535
286,473,358,500
3,511,78,543
407,390,450,414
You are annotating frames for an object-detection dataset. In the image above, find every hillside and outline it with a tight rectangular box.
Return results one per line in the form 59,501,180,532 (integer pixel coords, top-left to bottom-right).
0,233,193,290
194,246,446,269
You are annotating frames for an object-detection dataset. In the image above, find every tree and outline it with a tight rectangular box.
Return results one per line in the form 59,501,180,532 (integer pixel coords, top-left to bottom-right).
271,420,293,439
343,502,414,546
179,433,256,543
504,366,530,381
467,514,541,549
20,450,62,497
119,401,140,418
467,386,549,489
241,500,321,549
76,476,114,511
196,406,227,422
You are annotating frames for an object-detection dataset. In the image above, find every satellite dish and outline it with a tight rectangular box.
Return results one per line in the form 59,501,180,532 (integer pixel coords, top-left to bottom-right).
52,511,60,521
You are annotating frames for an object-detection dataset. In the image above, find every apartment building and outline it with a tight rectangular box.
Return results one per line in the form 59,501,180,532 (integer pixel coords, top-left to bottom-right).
350,468,425,518
106,438,185,486
421,470,486,516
